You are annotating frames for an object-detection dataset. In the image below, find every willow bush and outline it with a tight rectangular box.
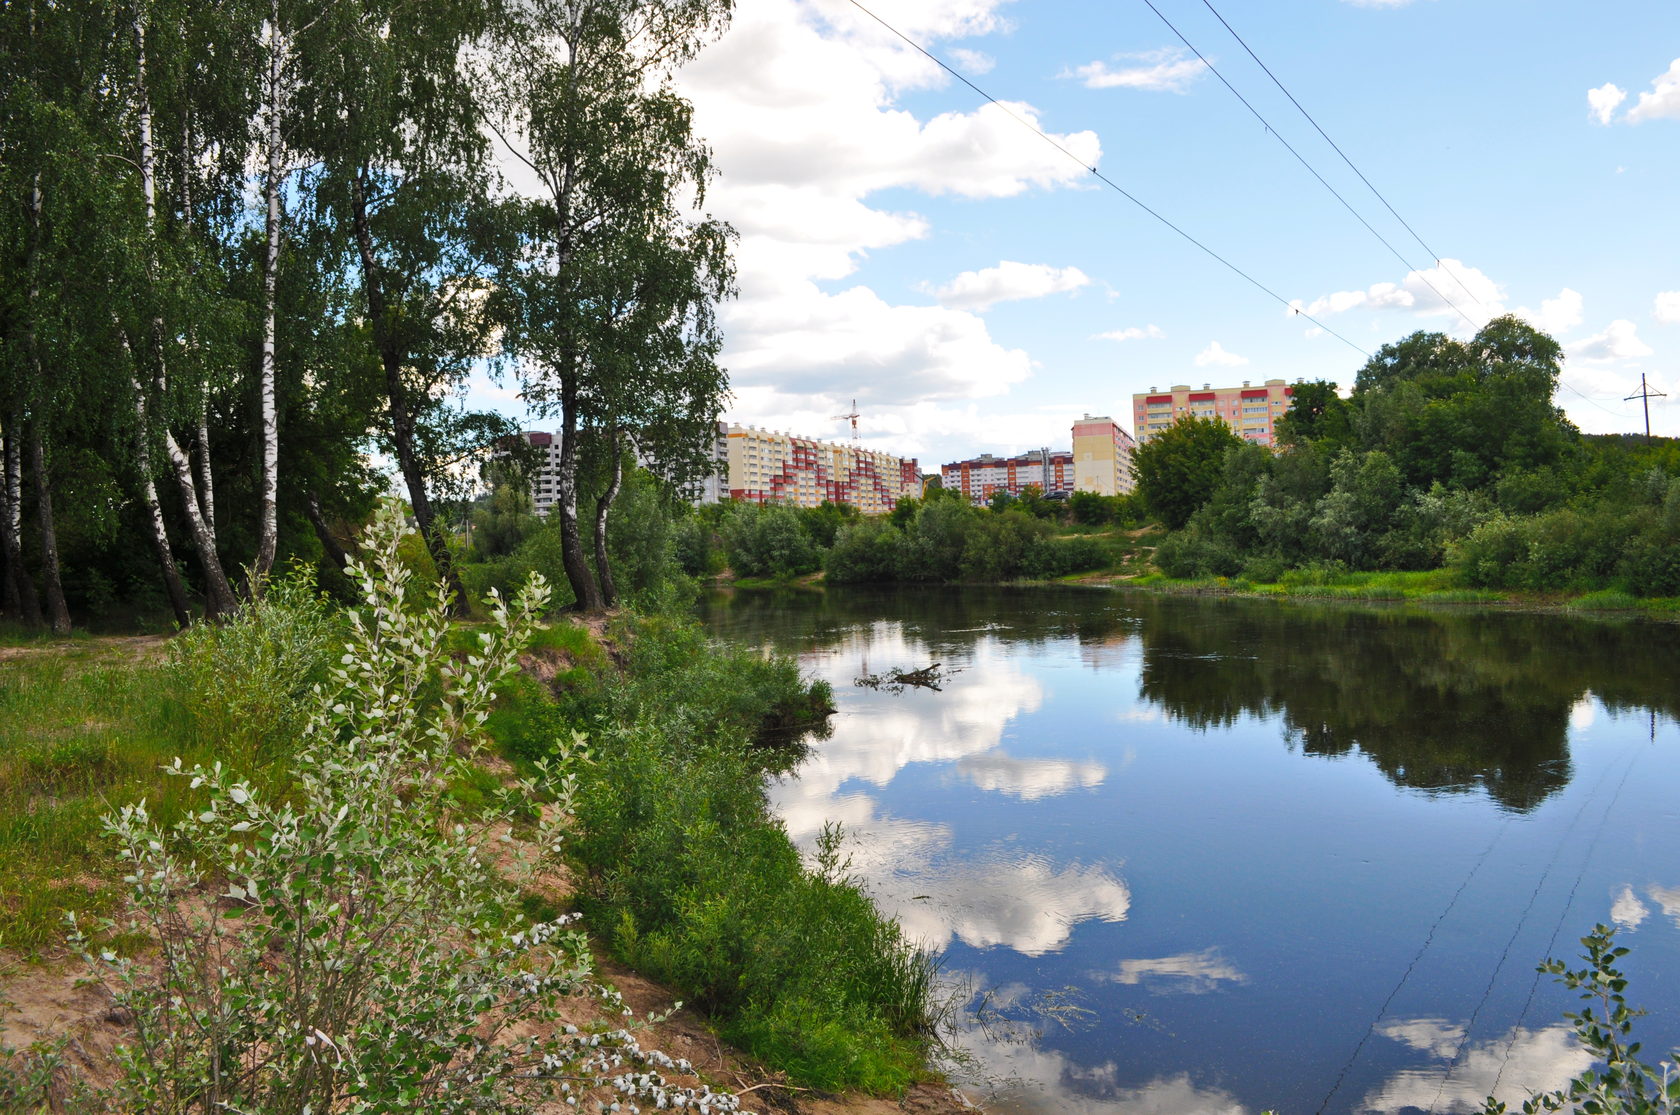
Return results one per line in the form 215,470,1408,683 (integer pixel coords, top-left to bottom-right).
75,505,739,1114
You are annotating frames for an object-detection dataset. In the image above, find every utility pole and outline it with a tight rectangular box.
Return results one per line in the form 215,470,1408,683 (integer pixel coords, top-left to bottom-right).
1625,374,1667,444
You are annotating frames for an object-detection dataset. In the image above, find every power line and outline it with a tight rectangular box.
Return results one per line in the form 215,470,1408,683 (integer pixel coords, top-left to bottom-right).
1197,0,1490,311
1136,0,1483,334
1314,818,1514,1115
1557,376,1635,419
840,0,1373,360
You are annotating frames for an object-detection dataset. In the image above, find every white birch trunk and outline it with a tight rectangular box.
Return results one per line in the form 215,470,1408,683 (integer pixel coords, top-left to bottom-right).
251,0,284,588
134,11,234,614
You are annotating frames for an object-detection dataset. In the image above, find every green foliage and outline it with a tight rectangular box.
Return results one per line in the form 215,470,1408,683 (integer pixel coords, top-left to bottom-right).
724,504,821,579
671,508,728,576
1482,925,1680,1115
1068,489,1146,528
1352,316,1579,493
826,518,909,583
572,688,934,1092
1275,379,1353,450
799,500,863,548
163,564,339,765
78,504,733,1114
1132,415,1243,529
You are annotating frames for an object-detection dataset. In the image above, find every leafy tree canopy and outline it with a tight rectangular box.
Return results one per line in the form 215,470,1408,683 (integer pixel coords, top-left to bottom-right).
1131,415,1242,529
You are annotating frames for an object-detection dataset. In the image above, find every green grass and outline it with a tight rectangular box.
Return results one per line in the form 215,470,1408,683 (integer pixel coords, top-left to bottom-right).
0,653,197,953
3,603,941,1096
1567,588,1641,612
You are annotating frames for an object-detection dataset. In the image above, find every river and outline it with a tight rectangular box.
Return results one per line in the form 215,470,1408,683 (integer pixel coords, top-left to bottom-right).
697,585,1680,1115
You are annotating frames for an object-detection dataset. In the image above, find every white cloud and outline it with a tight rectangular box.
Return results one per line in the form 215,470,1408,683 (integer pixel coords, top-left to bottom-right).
1288,281,1414,318
1611,884,1650,931
1364,1021,1592,1114
676,0,1103,424
1195,341,1248,367
1095,324,1165,342
1289,259,1505,330
726,280,1034,403
1654,291,1680,324
1648,884,1680,926
1568,319,1654,361
1099,948,1247,993
1067,47,1208,93
928,261,1091,311
955,751,1107,800
1516,288,1584,337
948,46,995,75
1627,57,1680,123
1587,82,1628,125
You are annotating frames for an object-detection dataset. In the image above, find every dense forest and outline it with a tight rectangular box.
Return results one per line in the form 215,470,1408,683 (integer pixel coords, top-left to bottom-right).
0,0,732,632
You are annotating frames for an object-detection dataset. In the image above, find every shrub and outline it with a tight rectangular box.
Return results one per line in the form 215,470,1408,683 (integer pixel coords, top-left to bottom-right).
1482,925,1679,1115
1023,534,1109,579
163,564,338,766
1153,528,1244,579
725,505,820,579
79,505,735,1114
826,519,908,583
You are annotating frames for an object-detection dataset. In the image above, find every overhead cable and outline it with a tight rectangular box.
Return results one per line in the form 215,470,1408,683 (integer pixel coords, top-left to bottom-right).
1197,0,1491,311
841,0,1374,360
1137,0,1483,333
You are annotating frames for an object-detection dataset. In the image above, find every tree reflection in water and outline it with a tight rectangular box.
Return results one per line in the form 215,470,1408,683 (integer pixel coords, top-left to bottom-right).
701,585,1680,814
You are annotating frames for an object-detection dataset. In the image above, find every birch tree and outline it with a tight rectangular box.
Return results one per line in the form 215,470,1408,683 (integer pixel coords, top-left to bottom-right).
285,0,510,613
488,0,734,612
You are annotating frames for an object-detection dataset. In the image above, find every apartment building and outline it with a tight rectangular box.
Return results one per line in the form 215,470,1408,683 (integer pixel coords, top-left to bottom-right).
521,431,562,517
1071,416,1138,496
725,424,920,513
941,448,1073,504
1132,379,1296,446
516,427,729,514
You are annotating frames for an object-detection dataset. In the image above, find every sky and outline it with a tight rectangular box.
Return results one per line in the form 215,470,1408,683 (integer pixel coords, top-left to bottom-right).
476,0,1680,470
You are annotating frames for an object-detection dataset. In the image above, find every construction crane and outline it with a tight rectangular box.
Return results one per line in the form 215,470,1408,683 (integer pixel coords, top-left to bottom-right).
830,399,861,440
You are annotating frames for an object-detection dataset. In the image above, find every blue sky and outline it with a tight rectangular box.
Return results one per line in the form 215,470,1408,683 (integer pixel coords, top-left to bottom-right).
479,0,1680,469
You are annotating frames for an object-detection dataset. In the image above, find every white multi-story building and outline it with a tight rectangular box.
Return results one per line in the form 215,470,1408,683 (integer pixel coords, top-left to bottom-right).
724,424,920,513
514,424,919,514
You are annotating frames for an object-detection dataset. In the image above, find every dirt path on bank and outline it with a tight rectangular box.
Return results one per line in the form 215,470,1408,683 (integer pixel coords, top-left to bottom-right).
0,634,171,664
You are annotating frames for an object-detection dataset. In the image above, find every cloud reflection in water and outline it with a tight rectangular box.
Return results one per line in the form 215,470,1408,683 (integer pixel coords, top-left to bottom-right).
769,626,1129,956
1363,1018,1592,1114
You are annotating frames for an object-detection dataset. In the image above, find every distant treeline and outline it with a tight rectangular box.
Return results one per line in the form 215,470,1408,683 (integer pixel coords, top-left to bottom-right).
1136,316,1680,596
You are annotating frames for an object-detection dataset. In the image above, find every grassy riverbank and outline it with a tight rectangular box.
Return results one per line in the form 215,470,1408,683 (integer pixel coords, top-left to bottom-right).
0,563,941,1100
1117,566,1680,618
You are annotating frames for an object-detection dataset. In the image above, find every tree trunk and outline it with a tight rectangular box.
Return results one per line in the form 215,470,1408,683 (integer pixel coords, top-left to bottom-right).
28,424,70,634
591,427,623,608
349,164,466,612
251,0,283,590
555,373,604,612
181,110,218,551
306,492,351,571
134,12,234,616
164,428,239,618
141,467,194,628
132,392,193,627
0,421,41,625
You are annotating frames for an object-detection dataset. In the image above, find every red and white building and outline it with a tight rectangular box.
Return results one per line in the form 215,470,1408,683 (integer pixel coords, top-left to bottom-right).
941,448,1074,504
724,424,920,513
1132,379,1297,446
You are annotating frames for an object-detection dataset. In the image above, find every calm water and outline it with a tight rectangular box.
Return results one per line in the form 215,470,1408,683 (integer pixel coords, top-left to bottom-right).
697,586,1680,1115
